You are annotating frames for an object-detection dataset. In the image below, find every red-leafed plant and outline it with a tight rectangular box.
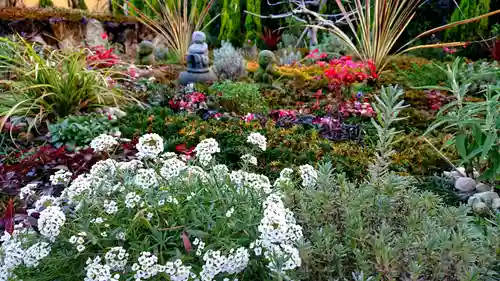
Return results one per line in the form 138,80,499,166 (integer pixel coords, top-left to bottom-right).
86,45,121,68
261,27,282,50
1,199,14,234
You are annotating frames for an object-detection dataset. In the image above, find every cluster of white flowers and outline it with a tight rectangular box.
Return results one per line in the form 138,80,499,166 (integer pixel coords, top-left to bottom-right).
194,138,220,167
247,133,267,151
299,164,317,188
230,170,272,194
125,192,142,208
85,256,120,281
104,246,129,271
193,238,206,256
273,168,294,188
117,159,144,173
103,200,118,214
241,154,258,166
164,259,193,281
0,234,25,276
265,244,301,274
136,133,164,159
257,193,303,274
49,169,73,185
61,173,93,203
199,248,250,281
69,232,87,252
91,217,104,224
90,134,119,153
34,195,59,211
134,168,159,189
132,252,161,280
183,166,210,184
212,164,229,180
38,206,66,242
116,232,126,241
23,242,51,268
160,157,187,180
19,183,37,200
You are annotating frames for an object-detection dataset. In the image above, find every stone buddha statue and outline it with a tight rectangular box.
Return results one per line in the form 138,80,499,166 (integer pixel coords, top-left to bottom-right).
179,31,217,85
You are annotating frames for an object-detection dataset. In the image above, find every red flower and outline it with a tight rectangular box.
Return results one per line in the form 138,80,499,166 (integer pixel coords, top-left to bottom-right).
176,144,195,160
100,32,108,40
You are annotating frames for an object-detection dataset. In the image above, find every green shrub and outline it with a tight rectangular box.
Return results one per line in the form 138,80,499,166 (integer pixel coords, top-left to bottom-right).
209,81,268,114
0,37,138,130
395,62,448,88
117,108,373,180
48,114,120,149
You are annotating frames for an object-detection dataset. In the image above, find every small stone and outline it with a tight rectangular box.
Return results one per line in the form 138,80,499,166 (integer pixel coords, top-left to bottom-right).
454,177,476,192
492,198,500,210
475,183,491,193
473,202,489,214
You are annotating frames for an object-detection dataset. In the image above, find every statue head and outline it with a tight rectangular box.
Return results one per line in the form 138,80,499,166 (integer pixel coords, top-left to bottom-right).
258,50,276,68
138,40,154,55
192,31,206,45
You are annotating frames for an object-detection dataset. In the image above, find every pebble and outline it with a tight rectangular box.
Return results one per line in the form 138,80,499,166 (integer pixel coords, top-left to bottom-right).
454,177,476,192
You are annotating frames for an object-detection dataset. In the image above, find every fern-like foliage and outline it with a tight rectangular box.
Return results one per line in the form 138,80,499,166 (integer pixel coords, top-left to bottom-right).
368,85,409,183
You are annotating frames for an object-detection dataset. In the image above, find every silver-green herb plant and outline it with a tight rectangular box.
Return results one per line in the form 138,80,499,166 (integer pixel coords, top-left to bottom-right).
213,41,247,81
282,85,500,280
1,132,305,281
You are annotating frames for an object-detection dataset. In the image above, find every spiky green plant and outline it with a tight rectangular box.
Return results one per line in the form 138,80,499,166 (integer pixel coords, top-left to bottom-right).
369,85,409,182
131,0,218,65
306,0,500,71
0,37,138,131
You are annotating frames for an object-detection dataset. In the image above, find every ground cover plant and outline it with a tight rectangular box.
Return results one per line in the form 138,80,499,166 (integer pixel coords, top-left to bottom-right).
1,1,500,280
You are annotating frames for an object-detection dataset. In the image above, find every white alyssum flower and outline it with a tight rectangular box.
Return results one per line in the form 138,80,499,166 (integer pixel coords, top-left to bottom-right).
116,232,126,241
103,200,118,215
117,159,143,172
265,244,302,274
91,217,104,224
247,132,267,151
85,256,120,281
23,242,51,268
49,169,73,185
241,154,258,166
90,134,118,153
225,207,235,218
104,247,129,271
134,168,159,189
136,133,164,159
61,174,93,203
230,170,272,194
198,247,250,281
125,192,141,208
164,259,193,281
273,168,294,188
20,183,37,200
34,195,59,211
132,252,160,280
38,206,66,242
194,138,220,167
299,164,317,188
212,164,229,180
160,157,187,180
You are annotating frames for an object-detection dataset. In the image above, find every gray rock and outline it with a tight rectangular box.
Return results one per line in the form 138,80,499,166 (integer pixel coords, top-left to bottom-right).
454,177,476,192
475,183,491,193
492,198,500,210
85,19,107,47
476,191,500,205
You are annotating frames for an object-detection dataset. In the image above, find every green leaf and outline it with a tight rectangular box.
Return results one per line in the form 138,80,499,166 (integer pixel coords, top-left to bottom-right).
185,229,210,238
480,132,496,160
455,134,467,159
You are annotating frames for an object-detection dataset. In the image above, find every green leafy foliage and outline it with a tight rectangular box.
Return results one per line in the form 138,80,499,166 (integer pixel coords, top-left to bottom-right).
48,114,119,149
209,81,268,114
0,37,137,131
445,0,490,42
395,62,448,88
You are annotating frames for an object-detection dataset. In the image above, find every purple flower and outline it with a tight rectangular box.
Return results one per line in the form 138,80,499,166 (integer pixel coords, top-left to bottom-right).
81,16,88,25
356,91,363,98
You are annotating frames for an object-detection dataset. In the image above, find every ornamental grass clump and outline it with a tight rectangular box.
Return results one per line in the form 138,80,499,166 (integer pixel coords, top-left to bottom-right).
0,37,138,131
0,132,306,281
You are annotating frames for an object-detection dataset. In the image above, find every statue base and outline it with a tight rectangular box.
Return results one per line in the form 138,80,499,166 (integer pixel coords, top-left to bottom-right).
178,68,217,85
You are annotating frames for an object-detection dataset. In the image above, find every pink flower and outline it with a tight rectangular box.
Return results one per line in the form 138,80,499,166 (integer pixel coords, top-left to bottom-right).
100,32,108,40
243,113,255,122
